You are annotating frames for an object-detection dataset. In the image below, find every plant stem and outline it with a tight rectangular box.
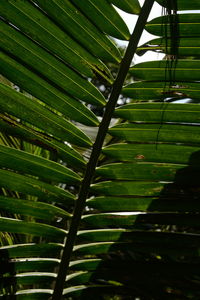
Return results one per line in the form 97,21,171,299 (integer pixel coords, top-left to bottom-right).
51,1,154,299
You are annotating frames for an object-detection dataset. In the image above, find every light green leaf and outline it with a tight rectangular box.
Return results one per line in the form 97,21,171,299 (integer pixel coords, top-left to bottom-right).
0,115,85,168
122,82,200,100
69,259,102,271
0,169,75,205
137,38,200,58
108,0,141,14
0,196,71,221
0,83,92,148
0,243,62,258
1,272,56,287
96,162,185,181
77,229,128,243
115,103,200,123
91,181,165,196
103,143,200,165
70,0,130,40
109,123,200,145
0,144,80,184
146,14,200,37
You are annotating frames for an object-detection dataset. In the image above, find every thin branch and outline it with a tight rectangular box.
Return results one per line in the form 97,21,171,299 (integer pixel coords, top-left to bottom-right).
51,1,154,299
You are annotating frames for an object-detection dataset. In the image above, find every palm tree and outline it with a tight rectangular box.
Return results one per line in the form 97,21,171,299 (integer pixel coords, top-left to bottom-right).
0,0,200,299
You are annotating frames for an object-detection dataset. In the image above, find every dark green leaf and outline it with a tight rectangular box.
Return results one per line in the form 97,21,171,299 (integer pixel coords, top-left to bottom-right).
156,0,200,11
2,258,59,274
87,196,200,212
77,230,200,245
0,20,106,113
83,212,200,228
30,0,121,63
0,217,66,239
0,290,52,300
130,60,200,81
0,0,111,79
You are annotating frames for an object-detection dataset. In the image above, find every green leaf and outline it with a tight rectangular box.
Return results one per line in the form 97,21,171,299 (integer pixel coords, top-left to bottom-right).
115,103,200,123
129,60,200,81
66,272,93,285
0,243,62,258
103,143,200,165
138,38,200,58
70,0,130,40
1,273,56,288
122,82,200,100
0,0,111,79
91,181,165,196
2,258,59,274
0,290,52,300
0,115,85,168
146,14,200,37
156,0,200,11
69,259,102,271
0,169,75,205
83,212,200,228
96,162,186,181
74,242,115,255
0,20,106,113
0,196,71,221
63,285,123,298
74,241,200,257
0,217,66,239
109,123,200,145
77,229,128,243
0,51,103,126
0,144,80,184
77,230,200,245
87,196,200,213
67,262,200,285
30,0,121,63
67,262,200,290
0,83,92,148
108,0,141,14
